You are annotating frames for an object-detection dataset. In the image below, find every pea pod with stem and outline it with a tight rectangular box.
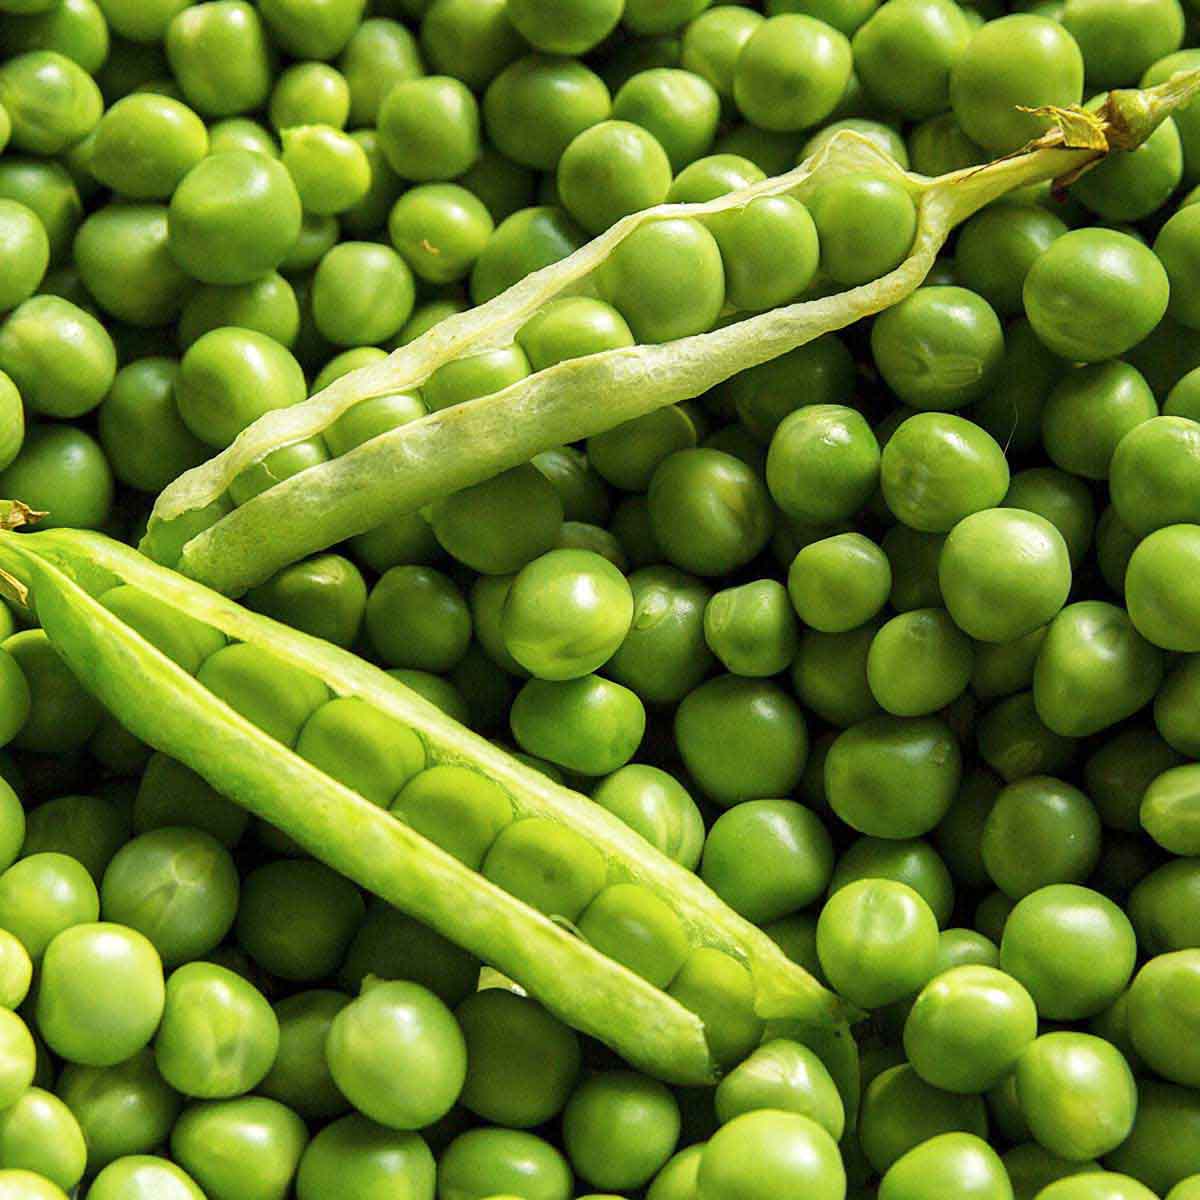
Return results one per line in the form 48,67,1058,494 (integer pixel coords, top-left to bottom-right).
0,524,851,1086
141,74,1200,596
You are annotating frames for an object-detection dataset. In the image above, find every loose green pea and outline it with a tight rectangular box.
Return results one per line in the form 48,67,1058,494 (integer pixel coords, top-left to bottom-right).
714,1038,844,1139
164,1,273,117
591,765,705,870
867,609,973,717
699,1110,845,1200
1126,523,1200,651
378,75,480,182
1111,415,1200,535
269,62,350,131
0,1009,34,1110
879,1133,1010,1200
439,1128,572,1200
470,204,586,304
0,851,98,959
281,124,370,216
170,1097,309,1200
257,991,350,1121
788,533,891,633
817,879,940,1009
91,94,208,199
702,578,798,677
6,627,105,750
0,49,101,154
791,622,882,728
0,1087,86,1193
955,202,1068,317
557,119,672,234
1126,950,1200,1088
0,931,29,1010
1000,884,1136,1019
296,1114,434,1200
0,200,47,313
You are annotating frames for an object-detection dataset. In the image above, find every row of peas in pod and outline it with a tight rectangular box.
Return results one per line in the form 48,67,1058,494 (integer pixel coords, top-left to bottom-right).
0,5,1199,1200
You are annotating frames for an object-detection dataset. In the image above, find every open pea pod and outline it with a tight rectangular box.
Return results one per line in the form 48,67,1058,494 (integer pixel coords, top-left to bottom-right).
142,75,1200,596
0,525,852,1085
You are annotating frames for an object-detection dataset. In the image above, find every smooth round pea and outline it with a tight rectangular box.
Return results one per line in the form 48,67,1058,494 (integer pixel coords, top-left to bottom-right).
164,2,273,117
168,151,302,285
1023,228,1169,363
1126,523,1200,651
296,1114,435,1200
0,851,98,959
733,14,851,132
708,194,819,312
904,965,1036,1093
1111,415,1200,536
700,800,832,924
391,765,511,870
0,200,47,313
867,610,973,717
817,879,939,1009
90,94,208,199
667,152,765,205
0,1009,34,1111
326,979,465,1132
591,765,705,870
518,298,635,376
378,75,480,182
501,549,633,681
564,1071,680,1191
387,184,493,286
365,565,470,673
557,119,672,235
154,961,278,1099
1016,1031,1137,1161
702,578,798,677
579,882,690,987
791,621,882,728
955,202,1068,317
1073,111,1183,222
253,990,349,1121
788,533,891,633
767,404,880,524
482,816,607,922
950,14,1084,153
873,287,1005,411
87,1157,205,1200
807,172,917,287
698,1110,845,1200
676,675,808,805
310,241,415,348
597,217,725,344
100,827,238,966
281,124,370,216
859,1063,988,1176
0,930,30,1010
0,1087,86,1193
37,922,165,1067
940,508,1071,643
0,49,101,154
1126,950,1200,1088
170,1096,309,1200
438,1128,572,1200
714,1038,844,1139
826,714,961,838
666,946,764,1072
470,205,585,304
1000,884,1136,1019
881,412,1010,533
879,1133,1010,1200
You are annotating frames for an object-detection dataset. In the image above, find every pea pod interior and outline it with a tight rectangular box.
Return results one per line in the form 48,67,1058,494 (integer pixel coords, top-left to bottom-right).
140,91,1162,596
0,527,849,1085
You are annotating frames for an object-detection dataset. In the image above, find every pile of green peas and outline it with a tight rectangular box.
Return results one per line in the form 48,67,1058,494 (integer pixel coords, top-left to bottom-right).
1,0,1200,1198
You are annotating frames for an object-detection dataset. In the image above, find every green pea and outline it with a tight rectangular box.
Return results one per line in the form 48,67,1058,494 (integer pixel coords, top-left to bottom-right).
715,1038,844,1139
470,205,586,304
309,241,416,348
481,817,608,921
590,765,704,870
257,991,350,1121
90,94,208,201
665,947,763,1071
1032,600,1164,739
326,979,465,1131
383,186,493,288
1000,883,1136,1019
100,828,238,967
786,533,889,633
667,153,765,205
154,962,278,1100
597,217,725,344
1141,761,1200,854
611,67,720,172
533,445,611,524
700,578,797,678
5,629,104,751
680,6,762,100
0,294,115,419
978,689,1079,783
882,412,1010,534
1126,523,1200,651
20,794,125,884
424,344,531,413
676,675,808,805
586,409,694,498
556,119,672,235
483,55,611,172
940,508,1071,643
1023,228,1169,363
817,879,939,1009
699,1110,844,1200
953,203,1067,317
228,437,330,506
1016,1031,1137,1162
269,62,350,131
87,1157,205,1200
0,49,101,154
791,622,882,728
1111,416,1200,538
277,124,369,218
859,1064,987,1175
0,199,48,315
867,610,973,717
1074,111,1183,222
0,851,99,960
564,1071,681,1192
164,2,273,117
439,1128,572,1200
807,173,917,286
0,1009,33,1111
826,714,961,838
500,549,633,681
245,552,366,647
340,899,479,1005
297,1114,434,1200
700,800,832,924
132,755,246,849
391,765,512,870
879,1133,1010,1200
37,922,164,1067
365,565,470,672
0,929,29,1011
733,13,850,131
577,882,689,988
207,116,277,157
170,1097,309,1200
455,988,580,1128
377,75,480,183
1124,950,1200,1089
168,151,302,286
0,1087,86,1193
56,1050,181,1175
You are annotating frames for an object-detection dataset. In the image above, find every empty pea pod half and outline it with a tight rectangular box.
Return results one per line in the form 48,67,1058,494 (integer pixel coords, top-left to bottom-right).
0,523,847,1086
141,73,1200,597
